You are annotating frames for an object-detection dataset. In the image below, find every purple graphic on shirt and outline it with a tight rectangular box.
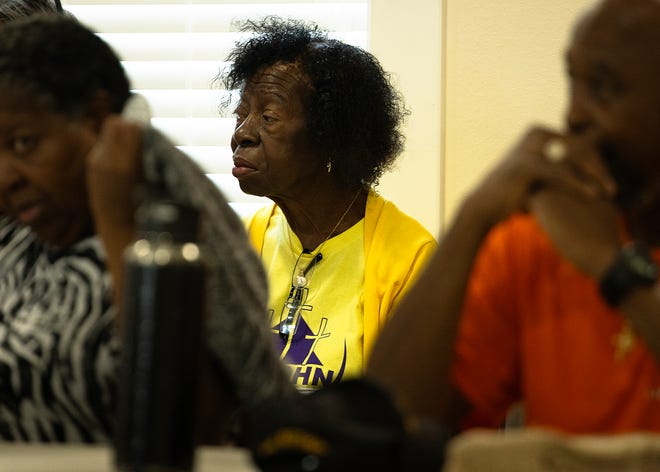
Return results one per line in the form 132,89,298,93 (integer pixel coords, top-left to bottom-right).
275,316,324,365
272,315,347,388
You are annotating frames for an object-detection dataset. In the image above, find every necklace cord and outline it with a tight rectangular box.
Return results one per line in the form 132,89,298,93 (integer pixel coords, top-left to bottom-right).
317,190,362,247
280,190,362,339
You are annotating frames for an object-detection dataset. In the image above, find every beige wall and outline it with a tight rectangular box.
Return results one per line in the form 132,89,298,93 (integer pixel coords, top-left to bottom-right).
370,0,444,236
443,0,595,225
369,1,604,236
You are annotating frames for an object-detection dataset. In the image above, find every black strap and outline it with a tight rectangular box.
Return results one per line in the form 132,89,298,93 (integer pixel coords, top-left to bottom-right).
54,0,63,13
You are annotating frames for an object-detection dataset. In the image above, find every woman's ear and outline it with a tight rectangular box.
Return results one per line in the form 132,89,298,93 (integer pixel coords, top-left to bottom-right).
84,90,115,133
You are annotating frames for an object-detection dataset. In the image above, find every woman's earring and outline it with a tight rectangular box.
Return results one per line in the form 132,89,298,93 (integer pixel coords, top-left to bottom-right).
326,160,332,173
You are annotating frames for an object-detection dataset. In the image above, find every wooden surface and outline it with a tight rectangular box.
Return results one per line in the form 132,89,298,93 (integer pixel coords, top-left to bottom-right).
443,429,660,472
0,445,258,472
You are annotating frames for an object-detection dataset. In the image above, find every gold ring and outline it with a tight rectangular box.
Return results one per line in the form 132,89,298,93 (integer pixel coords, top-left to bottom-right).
543,138,566,163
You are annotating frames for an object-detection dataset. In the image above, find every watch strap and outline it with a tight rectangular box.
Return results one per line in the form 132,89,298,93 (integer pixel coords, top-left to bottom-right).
599,242,659,307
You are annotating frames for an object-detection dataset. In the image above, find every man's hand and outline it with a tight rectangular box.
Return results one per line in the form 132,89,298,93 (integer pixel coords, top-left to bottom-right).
527,132,620,280
466,126,611,229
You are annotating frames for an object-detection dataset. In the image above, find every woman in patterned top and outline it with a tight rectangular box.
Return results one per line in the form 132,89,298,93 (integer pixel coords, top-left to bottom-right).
0,12,127,442
0,13,279,442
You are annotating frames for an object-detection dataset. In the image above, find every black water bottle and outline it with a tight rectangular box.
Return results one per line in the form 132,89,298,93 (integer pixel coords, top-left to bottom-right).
115,197,205,472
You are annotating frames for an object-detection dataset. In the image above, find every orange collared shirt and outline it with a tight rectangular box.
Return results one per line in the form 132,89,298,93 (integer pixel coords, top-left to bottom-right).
452,214,660,433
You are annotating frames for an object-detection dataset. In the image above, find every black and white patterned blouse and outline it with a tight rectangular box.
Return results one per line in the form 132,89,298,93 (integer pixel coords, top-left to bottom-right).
0,217,118,442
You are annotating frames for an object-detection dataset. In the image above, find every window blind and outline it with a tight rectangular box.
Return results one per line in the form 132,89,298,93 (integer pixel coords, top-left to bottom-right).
62,1,369,217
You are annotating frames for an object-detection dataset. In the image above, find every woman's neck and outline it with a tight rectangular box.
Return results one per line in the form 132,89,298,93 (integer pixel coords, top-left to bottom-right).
276,188,367,251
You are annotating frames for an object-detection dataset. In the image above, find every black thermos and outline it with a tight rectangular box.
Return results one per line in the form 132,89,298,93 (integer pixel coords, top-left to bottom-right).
115,197,205,472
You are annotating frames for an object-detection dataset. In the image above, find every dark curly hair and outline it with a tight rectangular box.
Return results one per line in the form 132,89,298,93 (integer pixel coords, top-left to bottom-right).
0,0,58,22
0,14,131,116
219,16,408,188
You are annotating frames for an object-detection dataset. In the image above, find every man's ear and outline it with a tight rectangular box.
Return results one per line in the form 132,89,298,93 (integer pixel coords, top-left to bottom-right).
84,90,115,133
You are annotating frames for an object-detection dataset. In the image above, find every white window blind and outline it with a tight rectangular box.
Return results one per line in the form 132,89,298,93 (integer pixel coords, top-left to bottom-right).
62,1,369,217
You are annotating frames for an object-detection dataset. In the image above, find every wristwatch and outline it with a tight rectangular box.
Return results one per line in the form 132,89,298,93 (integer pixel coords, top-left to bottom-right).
599,242,659,307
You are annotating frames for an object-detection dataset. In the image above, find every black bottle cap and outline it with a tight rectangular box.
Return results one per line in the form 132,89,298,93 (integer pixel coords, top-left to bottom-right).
135,197,200,243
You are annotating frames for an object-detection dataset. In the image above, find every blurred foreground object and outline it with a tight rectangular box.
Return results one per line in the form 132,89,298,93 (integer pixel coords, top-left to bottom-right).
115,197,205,472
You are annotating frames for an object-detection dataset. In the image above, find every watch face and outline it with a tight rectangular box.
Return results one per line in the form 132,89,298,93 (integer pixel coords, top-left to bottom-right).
623,243,659,282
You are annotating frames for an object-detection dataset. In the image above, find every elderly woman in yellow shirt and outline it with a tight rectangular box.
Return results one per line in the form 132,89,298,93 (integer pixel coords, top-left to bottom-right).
221,17,437,391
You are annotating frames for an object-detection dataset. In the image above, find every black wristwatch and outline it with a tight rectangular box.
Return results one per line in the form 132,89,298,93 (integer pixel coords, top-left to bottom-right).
599,242,659,307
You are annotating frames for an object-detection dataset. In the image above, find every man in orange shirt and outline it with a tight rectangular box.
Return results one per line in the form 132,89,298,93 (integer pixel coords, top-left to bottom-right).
368,0,660,434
